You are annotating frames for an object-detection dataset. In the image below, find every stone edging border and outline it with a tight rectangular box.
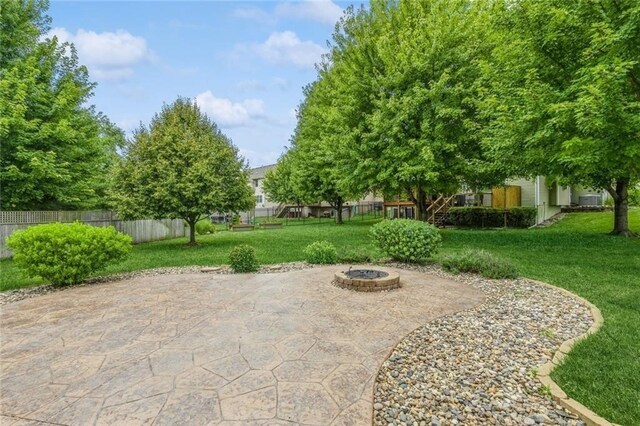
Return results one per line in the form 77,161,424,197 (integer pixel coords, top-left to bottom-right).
528,279,617,426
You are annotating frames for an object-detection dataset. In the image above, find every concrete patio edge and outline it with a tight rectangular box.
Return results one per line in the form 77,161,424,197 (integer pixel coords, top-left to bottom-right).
528,279,617,426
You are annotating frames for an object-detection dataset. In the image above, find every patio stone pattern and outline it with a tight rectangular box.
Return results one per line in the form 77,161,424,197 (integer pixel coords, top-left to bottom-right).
0,266,483,425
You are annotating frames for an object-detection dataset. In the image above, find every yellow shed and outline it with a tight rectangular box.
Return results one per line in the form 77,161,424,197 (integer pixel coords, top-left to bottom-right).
492,186,522,208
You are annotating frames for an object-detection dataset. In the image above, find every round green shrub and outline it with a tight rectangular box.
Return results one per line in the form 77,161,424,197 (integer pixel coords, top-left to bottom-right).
7,222,132,285
303,241,338,264
229,244,259,272
370,219,442,263
440,249,518,279
195,220,216,235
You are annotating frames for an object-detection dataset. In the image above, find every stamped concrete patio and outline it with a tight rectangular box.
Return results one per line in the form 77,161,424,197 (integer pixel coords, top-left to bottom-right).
0,266,483,425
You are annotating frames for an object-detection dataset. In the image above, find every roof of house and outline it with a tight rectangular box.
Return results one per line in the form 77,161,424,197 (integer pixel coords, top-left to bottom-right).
249,164,276,180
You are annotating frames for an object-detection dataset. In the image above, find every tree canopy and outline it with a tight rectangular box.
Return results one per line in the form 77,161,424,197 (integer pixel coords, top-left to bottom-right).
481,0,640,235
282,0,637,235
110,97,254,245
263,151,309,207
286,81,358,224
0,0,123,210
281,0,504,221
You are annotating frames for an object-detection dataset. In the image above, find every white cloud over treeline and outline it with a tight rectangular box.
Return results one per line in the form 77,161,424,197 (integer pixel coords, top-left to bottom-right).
48,28,154,80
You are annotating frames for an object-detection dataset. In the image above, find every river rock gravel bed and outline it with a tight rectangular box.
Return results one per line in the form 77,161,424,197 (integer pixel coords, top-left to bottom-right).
374,263,593,426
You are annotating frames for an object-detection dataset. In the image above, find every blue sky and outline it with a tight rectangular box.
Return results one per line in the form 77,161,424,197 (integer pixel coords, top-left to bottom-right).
48,1,359,167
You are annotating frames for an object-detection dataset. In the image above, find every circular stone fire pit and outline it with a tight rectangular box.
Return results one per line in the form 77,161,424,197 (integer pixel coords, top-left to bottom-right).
334,268,400,292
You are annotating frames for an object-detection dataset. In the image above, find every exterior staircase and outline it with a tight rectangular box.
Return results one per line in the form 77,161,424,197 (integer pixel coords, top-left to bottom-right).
275,203,297,218
426,194,456,227
274,203,288,218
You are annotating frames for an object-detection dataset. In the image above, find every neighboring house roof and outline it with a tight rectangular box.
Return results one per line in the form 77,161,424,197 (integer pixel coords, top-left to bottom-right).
249,164,276,180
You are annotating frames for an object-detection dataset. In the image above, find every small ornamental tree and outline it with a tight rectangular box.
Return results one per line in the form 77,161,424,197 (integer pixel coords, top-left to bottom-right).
110,97,254,245
263,152,309,208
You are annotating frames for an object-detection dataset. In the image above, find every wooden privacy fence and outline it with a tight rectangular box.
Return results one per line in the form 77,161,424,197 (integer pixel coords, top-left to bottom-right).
0,211,185,259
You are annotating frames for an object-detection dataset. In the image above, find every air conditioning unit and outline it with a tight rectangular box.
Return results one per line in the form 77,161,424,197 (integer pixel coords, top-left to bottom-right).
578,194,602,206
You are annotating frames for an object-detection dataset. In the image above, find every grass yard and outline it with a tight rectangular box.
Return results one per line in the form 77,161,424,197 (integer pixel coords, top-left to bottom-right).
1,210,638,424
0,218,380,291
438,211,640,425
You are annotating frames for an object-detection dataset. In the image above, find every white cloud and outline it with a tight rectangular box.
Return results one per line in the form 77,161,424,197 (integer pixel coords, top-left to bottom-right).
195,91,266,127
234,7,277,25
48,27,153,81
275,1,343,25
254,31,326,69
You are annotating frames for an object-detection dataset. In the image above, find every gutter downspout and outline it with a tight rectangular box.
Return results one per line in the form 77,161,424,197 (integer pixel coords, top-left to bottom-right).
535,175,541,225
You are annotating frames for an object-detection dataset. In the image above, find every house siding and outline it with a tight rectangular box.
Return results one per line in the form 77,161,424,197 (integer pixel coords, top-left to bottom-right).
249,164,279,212
505,177,564,223
556,185,572,206
506,178,536,207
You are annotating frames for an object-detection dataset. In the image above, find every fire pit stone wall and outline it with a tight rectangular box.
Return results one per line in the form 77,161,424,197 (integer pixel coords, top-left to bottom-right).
334,268,400,292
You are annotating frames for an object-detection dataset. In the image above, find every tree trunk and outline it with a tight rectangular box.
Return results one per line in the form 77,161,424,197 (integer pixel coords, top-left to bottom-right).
408,187,428,221
417,189,428,221
186,216,198,245
607,179,636,237
335,198,344,224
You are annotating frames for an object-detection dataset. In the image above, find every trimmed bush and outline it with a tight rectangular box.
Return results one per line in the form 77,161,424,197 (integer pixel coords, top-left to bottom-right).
370,219,442,263
6,222,132,285
507,207,537,228
448,207,504,228
303,241,338,264
440,249,518,279
195,220,216,235
448,207,537,228
229,244,259,272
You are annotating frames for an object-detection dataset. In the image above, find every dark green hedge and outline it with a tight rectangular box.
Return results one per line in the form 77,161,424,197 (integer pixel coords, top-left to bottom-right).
508,207,538,228
448,207,537,228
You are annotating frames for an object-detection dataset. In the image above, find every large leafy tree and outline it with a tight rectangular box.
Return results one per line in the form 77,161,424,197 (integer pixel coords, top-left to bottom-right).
287,81,359,225
482,0,640,236
0,0,122,210
110,98,254,245
365,0,501,218
294,0,502,220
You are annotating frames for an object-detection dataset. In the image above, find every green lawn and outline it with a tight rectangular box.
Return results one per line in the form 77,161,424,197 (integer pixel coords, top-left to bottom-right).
1,211,638,424
437,211,640,425
0,218,381,291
